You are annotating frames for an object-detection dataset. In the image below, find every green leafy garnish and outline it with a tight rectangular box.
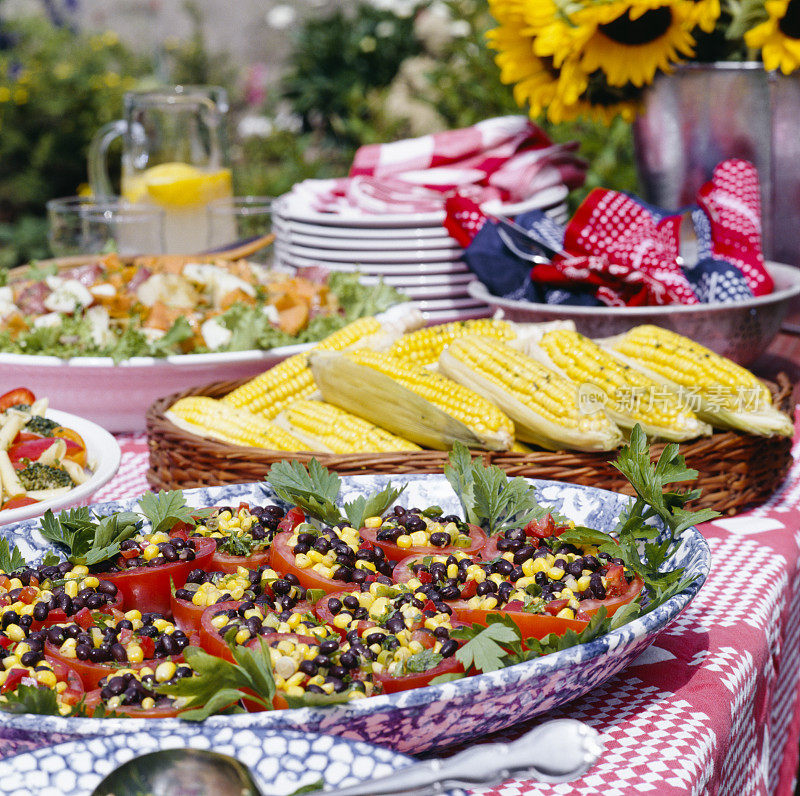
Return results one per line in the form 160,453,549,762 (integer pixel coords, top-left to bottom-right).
444,441,550,534
157,641,276,721
288,780,326,795
138,490,208,534
0,538,26,574
266,458,404,529
403,649,443,674
149,317,194,354
342,482,406,530
451,619,520,673
0,684,60,715
267,459,344,526
39,507,140,567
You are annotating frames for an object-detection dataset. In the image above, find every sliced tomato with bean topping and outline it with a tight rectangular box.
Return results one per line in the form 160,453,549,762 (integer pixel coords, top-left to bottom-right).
268,529,351,594
359,522,486,562
97,537,216,615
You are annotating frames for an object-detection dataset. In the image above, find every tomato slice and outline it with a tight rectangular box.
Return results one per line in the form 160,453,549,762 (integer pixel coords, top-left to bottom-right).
269,529,352,594
199,599,314,661
359,522,486,562
52,427,87,467
8,436,85,466
375,651,463,694
0,496,38,512
314,590,378,638
49,657,85,707
95,537,216,615
209,547,272,575
83,688,183,718
0,388,35,412
45,641,183,690
244,632,319,711
449,573,644,639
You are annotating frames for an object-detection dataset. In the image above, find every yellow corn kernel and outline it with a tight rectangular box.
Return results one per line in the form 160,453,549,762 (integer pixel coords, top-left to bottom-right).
155,661,177,683
35,669,57,688
127,645,144,664
5,624,25,643
364,516,383,529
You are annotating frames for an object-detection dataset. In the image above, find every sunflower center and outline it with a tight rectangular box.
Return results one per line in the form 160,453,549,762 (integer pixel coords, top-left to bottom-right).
778,0,800,39
599,7,672,46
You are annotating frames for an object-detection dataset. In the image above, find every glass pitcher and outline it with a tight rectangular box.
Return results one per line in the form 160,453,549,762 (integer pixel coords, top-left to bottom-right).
88,85,233,254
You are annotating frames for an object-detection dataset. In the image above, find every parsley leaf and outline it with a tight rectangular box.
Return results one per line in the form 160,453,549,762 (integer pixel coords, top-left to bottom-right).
404,649,443,674
157,640,276,721
343,482,406,530
267,458,406,530
266,459,343,527
0,684,60,715
451,620,521,673
138,491,207,534
38,507,139,567
445,442,549,534
0,538,26,573
288,780,326,795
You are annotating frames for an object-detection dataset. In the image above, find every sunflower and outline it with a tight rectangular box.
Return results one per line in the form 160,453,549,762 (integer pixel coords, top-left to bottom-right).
572,1,697,87
687,0,722,33
487,2,591,123
745,0,800,75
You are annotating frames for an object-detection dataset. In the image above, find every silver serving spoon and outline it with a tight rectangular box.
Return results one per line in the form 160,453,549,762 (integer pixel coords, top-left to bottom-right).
90,719,602,796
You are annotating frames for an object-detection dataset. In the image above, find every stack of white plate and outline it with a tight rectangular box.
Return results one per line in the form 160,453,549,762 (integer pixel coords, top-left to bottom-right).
273,185,569,325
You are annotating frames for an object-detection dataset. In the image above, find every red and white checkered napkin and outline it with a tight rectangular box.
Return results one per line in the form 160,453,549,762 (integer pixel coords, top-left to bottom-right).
286,116,586,215
554,189,700,306
696,159,774,296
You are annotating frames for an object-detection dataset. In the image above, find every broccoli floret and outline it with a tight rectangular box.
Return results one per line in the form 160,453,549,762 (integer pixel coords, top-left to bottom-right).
17,463,74,491
24,416,61,437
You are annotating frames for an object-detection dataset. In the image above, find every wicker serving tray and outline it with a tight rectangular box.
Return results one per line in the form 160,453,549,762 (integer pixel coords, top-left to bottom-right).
146,376,795,515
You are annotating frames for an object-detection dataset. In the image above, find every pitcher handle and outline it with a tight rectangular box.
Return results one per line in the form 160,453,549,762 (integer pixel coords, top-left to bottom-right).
88,119,127,198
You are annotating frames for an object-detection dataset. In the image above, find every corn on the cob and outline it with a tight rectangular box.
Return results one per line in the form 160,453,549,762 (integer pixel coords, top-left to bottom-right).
439,335,623,451
529,329,712,442
389,319,517,367
221,312,425,418
167,396,309,451
222,352,316,418
274,399,422,453
308,349,514,450
604,325,793,438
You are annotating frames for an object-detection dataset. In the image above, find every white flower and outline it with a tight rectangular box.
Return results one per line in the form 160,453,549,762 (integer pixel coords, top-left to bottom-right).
266,4,296,29
375,20,396,38
448,20,471,38
238,114,274,139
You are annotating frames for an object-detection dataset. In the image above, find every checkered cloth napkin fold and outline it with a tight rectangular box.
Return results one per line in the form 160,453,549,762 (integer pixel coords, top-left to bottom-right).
446,159,771,307
284,116,587,216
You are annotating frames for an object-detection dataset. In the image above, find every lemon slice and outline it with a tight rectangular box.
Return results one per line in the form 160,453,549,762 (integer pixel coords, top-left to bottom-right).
125,163,232,208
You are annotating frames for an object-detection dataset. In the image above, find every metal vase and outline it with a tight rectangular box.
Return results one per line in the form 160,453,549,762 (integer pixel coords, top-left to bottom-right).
632,62,800,265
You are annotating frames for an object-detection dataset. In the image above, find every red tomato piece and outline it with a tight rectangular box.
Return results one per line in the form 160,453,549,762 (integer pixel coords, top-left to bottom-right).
269,529,351,594
1,668,28,693
374,654,463,694
277,507,305,534
199,599,314,662
97,537,216,615
209,547,271,575
83,688,183,718
359,522,486,562
0,496,38,512
0,388,35,412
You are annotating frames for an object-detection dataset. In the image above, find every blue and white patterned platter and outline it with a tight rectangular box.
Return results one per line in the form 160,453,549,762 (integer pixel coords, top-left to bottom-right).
0,726,460,796
0,475,711,757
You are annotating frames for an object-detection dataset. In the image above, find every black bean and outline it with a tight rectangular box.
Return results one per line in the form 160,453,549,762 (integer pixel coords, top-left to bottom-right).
32,603,49,622
20,651,40,667
328,677,346,693
429,532,449,547
476,581,496,596
161,543,178,562
440,639,458,658
299,659,317,676
566,560,584,578
513,545,536,564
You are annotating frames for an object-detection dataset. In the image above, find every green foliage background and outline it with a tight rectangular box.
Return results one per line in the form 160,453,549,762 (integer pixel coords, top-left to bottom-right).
0,0,638,267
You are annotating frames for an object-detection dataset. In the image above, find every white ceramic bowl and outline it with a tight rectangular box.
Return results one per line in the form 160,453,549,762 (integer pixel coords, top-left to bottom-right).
468,261,800,365
0,408,120,526
0,344,310,434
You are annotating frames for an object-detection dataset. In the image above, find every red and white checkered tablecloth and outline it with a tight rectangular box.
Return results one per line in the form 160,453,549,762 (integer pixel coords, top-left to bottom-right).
100,426,800,796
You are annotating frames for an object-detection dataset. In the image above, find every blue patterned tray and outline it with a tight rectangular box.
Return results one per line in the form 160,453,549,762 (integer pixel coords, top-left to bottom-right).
0,475,710,757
